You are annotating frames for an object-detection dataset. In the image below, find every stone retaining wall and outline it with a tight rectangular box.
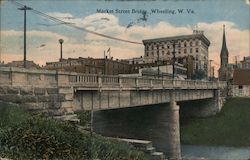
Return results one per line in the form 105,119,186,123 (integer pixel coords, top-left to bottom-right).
0,85,75,119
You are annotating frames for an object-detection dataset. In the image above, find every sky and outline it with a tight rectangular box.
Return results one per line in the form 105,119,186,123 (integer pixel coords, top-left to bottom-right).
0,0,250,75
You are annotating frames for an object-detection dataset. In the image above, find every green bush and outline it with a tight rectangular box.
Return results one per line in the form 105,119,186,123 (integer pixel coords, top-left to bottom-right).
0,103,148,160
76,111,91,127
0,102,30,128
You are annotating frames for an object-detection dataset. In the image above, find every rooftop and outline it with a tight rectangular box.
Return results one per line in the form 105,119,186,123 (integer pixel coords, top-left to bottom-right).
233,69,250,85
142,33,210,46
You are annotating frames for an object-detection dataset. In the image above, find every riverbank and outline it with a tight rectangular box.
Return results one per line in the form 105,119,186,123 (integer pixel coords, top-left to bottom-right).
0,102,148,160
180,97,250,147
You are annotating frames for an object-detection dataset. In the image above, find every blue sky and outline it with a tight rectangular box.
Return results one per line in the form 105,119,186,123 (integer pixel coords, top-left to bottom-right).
1,0,250,30
0,0,249,69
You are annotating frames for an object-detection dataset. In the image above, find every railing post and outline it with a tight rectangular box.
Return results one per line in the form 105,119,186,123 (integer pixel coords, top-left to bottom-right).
135,78,139,88
98,75,102,88
172,79,175,89
119,77,123,90
56,71,70,87
150,79,153,89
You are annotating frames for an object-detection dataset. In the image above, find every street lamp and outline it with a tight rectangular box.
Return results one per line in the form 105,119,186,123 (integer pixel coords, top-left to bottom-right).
59,39,64,61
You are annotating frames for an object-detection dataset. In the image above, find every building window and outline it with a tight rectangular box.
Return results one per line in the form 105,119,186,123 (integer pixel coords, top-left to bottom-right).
190,48,192,53
146,53,149,57
196,40,199,46
196,48,199,53
162,46,164,49
167,45,170,49
239,85,243,89
178,42,181,47
184,42,187,47
178,49,181,54
190,41,193,46
184,49,187,54
167,51,170,55
162,51,165,55
196,55,199,60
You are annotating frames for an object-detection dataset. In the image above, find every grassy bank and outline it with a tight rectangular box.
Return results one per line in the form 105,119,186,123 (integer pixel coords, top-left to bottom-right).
0,102,148,160
180,98,250,147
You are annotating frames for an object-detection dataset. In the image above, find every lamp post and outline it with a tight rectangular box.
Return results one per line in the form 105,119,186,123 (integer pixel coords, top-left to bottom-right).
59,39,64,61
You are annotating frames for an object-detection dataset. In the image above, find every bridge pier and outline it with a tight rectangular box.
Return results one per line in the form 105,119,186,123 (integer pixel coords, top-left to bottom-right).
93,101,181,159
180,90,225,118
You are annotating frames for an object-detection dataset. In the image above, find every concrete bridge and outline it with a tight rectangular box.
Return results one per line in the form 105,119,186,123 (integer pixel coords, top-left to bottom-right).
0,67,227,159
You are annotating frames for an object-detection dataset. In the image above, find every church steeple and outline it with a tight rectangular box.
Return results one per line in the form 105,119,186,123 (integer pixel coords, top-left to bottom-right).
220,24,229,67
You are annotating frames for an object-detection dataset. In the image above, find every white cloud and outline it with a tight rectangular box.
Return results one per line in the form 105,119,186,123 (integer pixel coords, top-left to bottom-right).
1,13,249,77
246,0,250,5
47,12,74,19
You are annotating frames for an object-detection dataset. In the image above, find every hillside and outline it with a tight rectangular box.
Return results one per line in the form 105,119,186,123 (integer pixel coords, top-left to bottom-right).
181,98,250,147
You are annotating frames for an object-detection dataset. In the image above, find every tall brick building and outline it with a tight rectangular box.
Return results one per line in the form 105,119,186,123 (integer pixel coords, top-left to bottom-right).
142,32,210,78
44,57,136,75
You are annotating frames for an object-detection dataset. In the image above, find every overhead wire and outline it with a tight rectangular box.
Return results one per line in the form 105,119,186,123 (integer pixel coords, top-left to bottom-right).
10,0,143,45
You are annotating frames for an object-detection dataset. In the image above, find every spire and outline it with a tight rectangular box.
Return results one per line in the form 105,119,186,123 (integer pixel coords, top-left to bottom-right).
220,24,229,67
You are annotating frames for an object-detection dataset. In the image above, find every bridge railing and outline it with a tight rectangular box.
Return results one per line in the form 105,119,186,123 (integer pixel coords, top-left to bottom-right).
69,73,227,90
0,67,59,87
0,67,227,89
70,74,98,83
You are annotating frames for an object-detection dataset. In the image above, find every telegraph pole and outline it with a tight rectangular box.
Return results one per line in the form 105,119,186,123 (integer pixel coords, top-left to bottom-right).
172,41,176,79
157,45,160,77
18,6,32,68
212,66,214,80
104,50,106,75
209,60,213,81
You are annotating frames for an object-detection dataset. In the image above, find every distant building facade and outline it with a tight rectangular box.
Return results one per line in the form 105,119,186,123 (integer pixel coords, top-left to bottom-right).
241,56,250,69
6,60,40,69
126,56,145,65
230,69,250,97
139,63,187,79
142,33,210,78
44,57,135,75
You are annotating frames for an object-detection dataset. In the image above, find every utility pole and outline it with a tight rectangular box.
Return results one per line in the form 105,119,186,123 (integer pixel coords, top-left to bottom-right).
18,6,32,68
157,45,160,77
209,60,213,81
234,55,240,68
172,41,176,79
104,50,106,75
212,66,214,80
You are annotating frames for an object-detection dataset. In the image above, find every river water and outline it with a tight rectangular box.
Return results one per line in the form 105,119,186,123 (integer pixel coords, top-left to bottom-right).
181,145,250,160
